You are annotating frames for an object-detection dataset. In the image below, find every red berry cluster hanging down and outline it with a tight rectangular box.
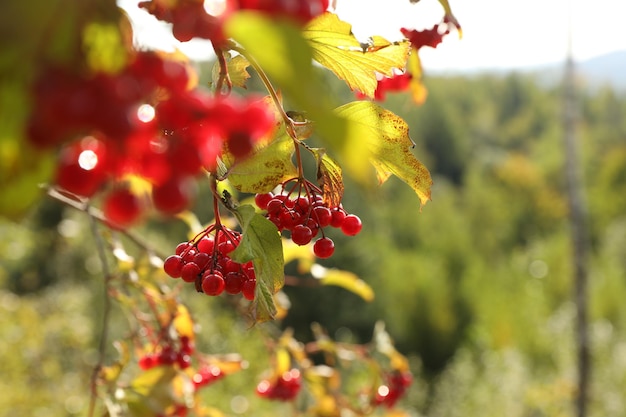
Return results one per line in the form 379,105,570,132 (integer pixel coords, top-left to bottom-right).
26,51,275,227
163,224,257,299
138,335,196,371
137,334,226,416
256,368,302,401
139,0,330,44
254,179,362,259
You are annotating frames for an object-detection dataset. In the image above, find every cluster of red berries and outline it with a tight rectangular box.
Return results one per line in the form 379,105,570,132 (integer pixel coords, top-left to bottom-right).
139,0,329,44
254,180,362,259
139,336,225,417
256,368,302,401
163,225,256,299
237,0,330,24
27,51,275,227
373,370,413,408
138,335,196,370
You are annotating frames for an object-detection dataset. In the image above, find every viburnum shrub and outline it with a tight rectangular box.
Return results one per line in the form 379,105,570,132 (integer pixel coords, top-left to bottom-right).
12,0,461,415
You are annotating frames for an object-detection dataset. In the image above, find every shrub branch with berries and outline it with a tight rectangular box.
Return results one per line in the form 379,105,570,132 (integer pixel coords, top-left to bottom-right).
3,0,461,415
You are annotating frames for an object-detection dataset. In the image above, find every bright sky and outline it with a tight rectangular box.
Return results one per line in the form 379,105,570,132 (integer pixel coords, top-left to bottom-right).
120,0,626,71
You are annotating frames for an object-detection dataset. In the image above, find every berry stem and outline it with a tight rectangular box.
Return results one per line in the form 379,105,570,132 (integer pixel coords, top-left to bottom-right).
45,186,167,259
230,45,297,139
213,44,232,95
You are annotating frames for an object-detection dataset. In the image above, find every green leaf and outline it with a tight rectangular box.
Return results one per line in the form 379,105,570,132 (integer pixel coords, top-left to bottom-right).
303,13,410,98
334,101,432,207
311,148,344,207
230,204,284,322
211,53,251,89
311,264,374,302
227,133,298,193
224,12,315,109
224,12,350,172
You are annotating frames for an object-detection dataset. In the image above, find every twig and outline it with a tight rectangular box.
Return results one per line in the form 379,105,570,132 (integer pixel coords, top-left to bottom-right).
45,186,167,259
87,208,113,417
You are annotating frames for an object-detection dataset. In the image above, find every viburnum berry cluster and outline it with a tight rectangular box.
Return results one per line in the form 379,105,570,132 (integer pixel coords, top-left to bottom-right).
27,51,275,227
254,178,362,259
139,0,330,44
373,370,413,408
137,334,228,417
138,335,196,370
256,368,302,401
163,224,257,299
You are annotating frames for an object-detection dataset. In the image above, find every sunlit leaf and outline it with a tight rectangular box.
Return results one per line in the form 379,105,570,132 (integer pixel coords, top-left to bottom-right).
303,13,410,98
282,239,315,274
83,21,128,73
276,347,291,375
207,353,246,376
311,148,344,207
173,304,195,341
226,133,297,193
211,53,250,89
311,264,374,302
224,12,314,108
334,101,432,207
230,204,284,322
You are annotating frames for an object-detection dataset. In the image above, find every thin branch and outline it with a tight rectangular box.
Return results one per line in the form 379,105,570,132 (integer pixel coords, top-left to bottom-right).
229,44,297,139
45,186,167,259
87,207,113,417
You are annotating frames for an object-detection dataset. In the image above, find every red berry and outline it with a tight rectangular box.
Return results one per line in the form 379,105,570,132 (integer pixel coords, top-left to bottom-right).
254,193,273,210
224,272,244,294
202,271,225,295
279,209,300,230
152,176,196,215
181,262,201,283
242,279,256,300
341,214,362,236
56,138,109,197
164,255,184,278
138,354,156,370
175,241,192,255
266,198,283,216
226,131,254,159
197,237,214,254
330,208,346,227
193,252,211,270
313,237,334,258
103,187,143,228
291,224,313,245
312,206,332,227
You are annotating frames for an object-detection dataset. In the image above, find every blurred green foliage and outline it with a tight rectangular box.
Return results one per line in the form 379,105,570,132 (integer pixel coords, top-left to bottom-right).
2,72,625,416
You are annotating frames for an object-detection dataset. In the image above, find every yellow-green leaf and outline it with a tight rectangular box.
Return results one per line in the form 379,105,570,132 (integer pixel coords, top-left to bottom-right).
173,304,195,341
334,101,432,207
211,53,250,89
226,133,297,193
303,13,410,98
224,12,314,109
311,264,374,302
